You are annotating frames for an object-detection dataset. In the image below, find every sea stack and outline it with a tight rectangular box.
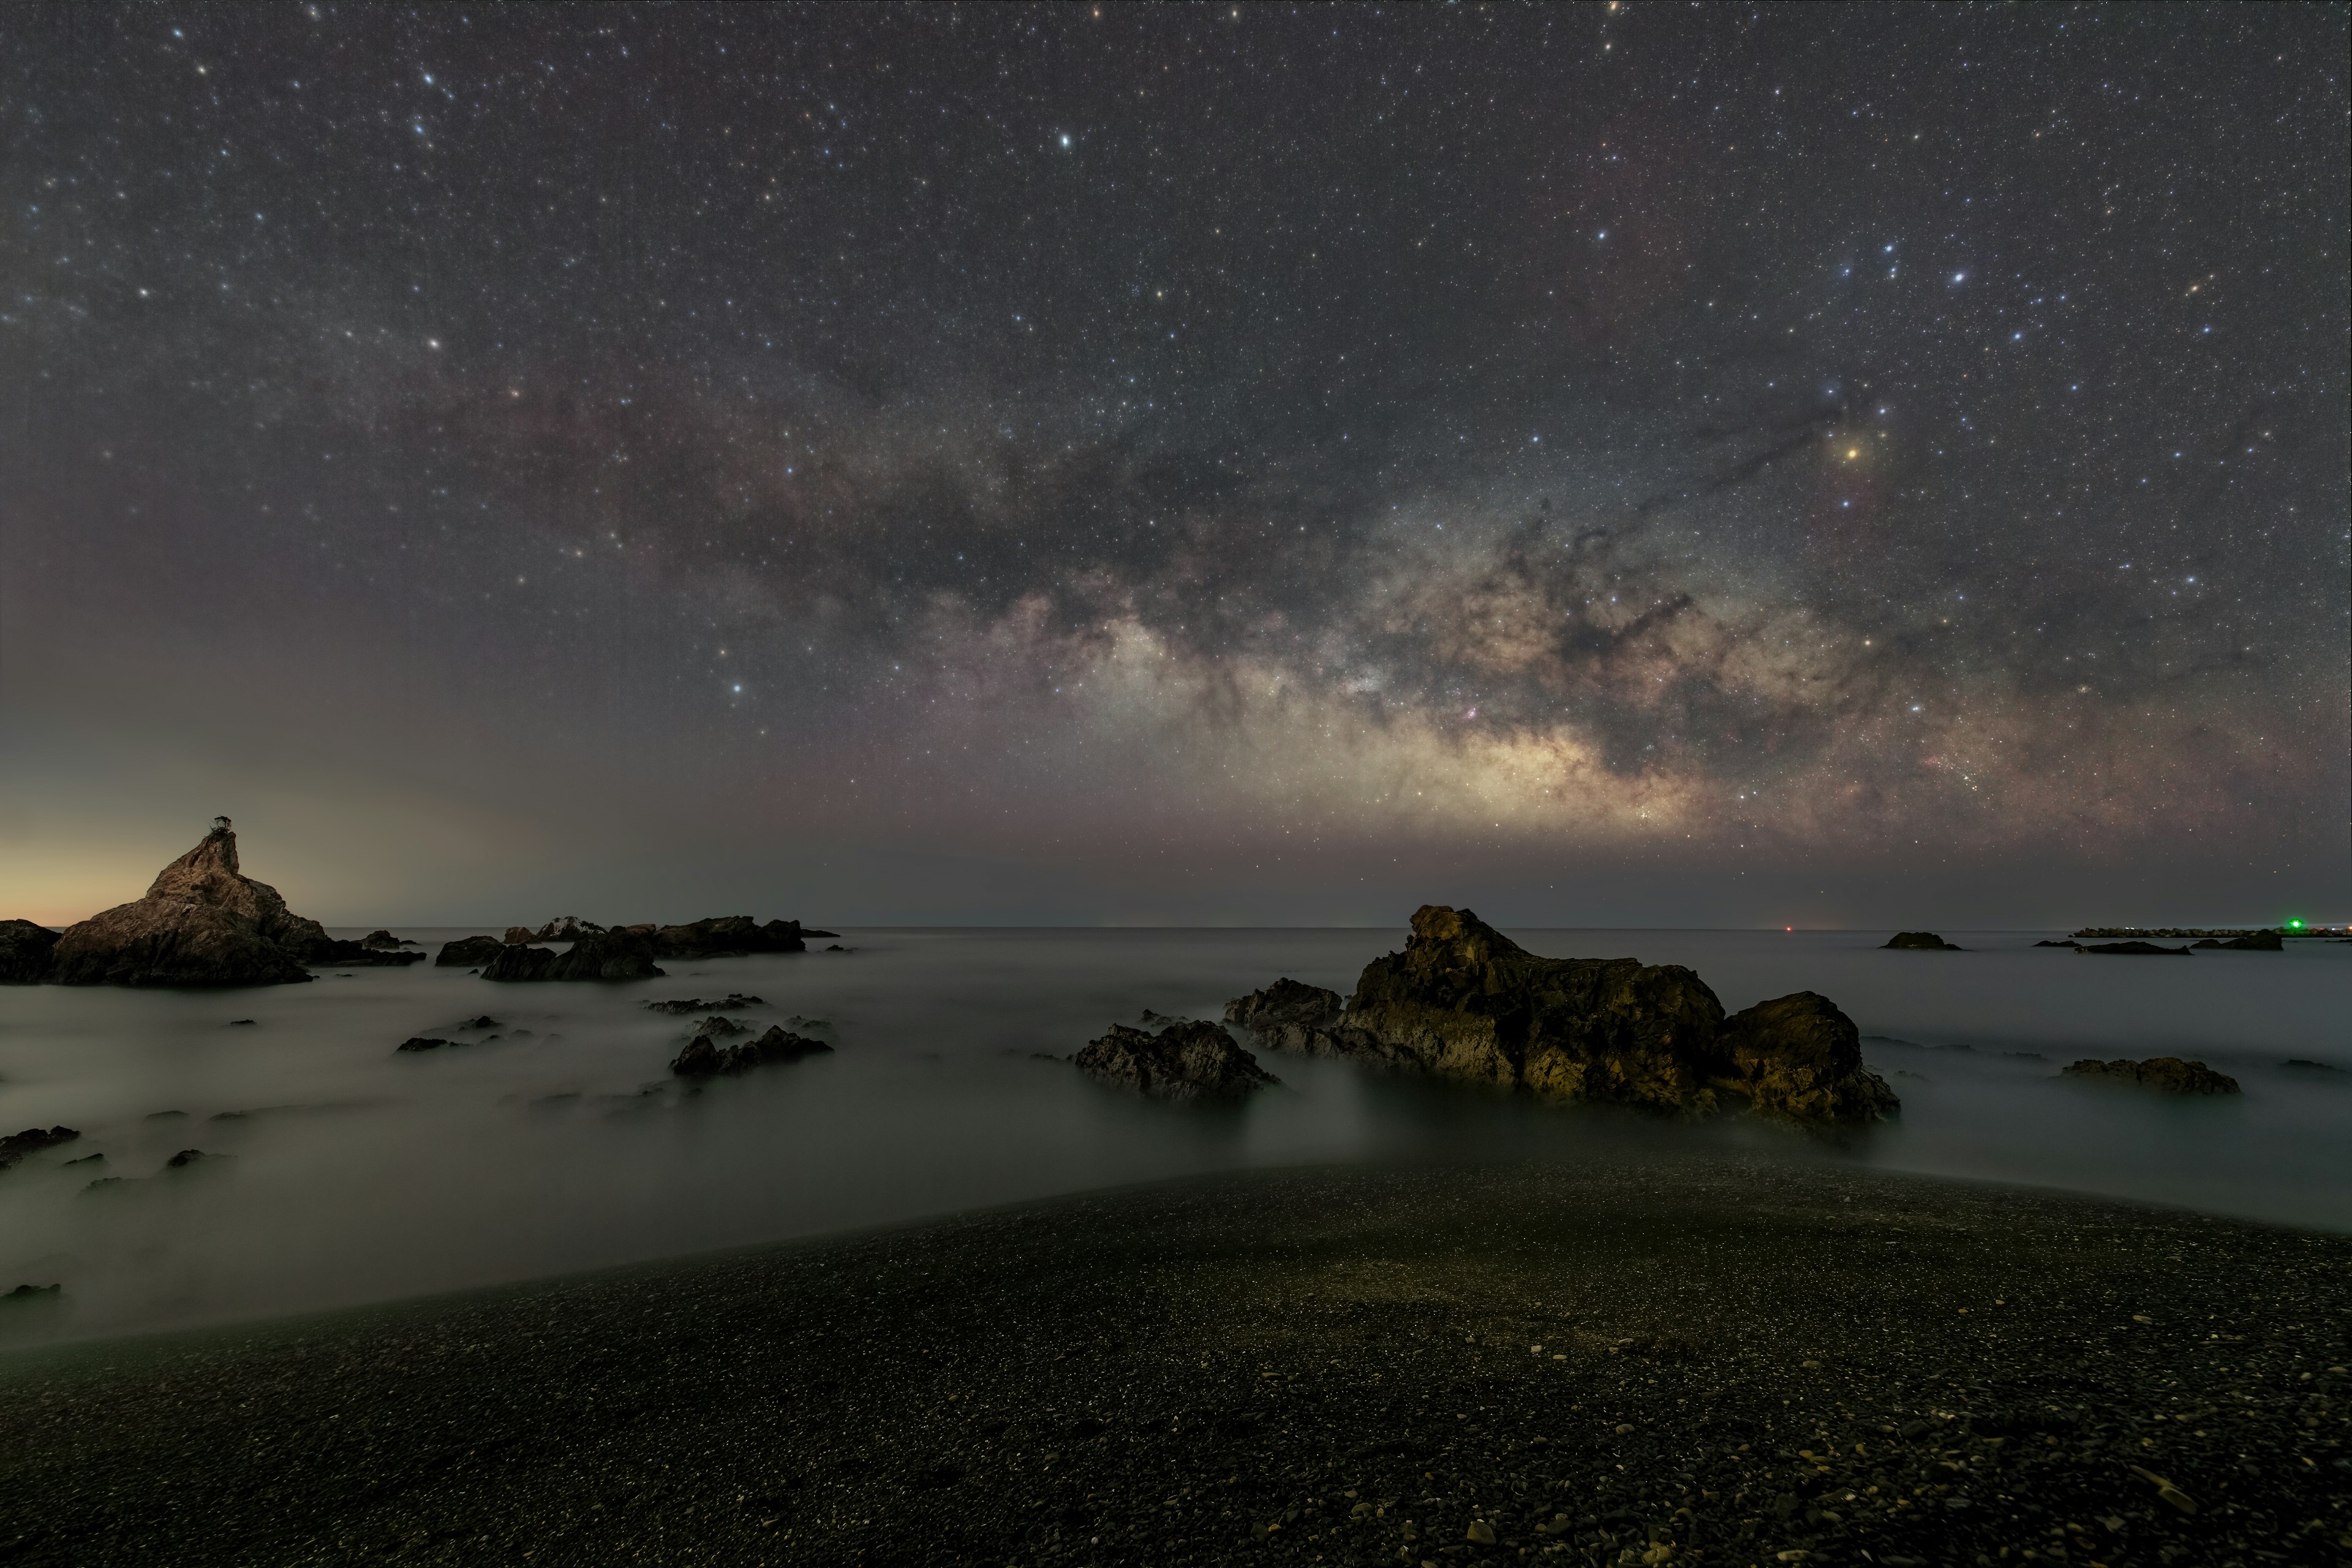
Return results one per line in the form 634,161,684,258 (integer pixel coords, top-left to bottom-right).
43,820,330,987
1225,905,1898,1125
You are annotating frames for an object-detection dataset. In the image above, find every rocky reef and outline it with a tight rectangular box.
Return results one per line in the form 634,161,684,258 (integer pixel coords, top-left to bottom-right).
2064,1057,2241,1095
480,928,666,982
670,1023,832,1077
1076,1018,1278,1105
1224,906,1898,1125
40,822,347,987
0,920,59,984
1883,931,1962,951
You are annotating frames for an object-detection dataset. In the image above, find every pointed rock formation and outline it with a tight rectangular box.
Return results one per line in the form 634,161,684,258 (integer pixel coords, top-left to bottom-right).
45,823,333,987
1224,905,1898,1125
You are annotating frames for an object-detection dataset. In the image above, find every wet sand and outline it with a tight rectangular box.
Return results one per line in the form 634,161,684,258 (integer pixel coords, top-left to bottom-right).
1,1152,2345,1567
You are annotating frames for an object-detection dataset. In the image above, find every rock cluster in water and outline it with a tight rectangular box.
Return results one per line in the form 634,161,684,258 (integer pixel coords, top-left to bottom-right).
2063,1057,2241,1095
1224,905,1899,1125
1075,1019,1280,1105
464,916,837,982
1882,931,1962,951
0,1126,81,1173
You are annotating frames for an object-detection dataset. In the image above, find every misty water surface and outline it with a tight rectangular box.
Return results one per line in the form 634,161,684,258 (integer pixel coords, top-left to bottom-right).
1,926,2345,1343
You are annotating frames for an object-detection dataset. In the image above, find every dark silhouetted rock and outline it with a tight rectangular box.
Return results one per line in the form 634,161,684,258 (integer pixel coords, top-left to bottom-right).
670,1023,833,1077
646,993,764,1014
2035,939,2081,948
435,935,508,967
304,937,427,967
226,1019,255,1027
0,1126,80,1172
1883,932,1962,951
481,929,665,983
46,824,325,987
1225,906,1898,1125
395,1037,454,1053
2211,931,2282,951
2076,941,2192,956
1075,1020,1278,1105
647,916,814,959
164,1148,211,1168
0,920,59,984
4,1283,60,1300
359,930,420,950
2064,1057,2240,1095
2282,1058,2340,1072
458,1016,500,1030
502,927,536,945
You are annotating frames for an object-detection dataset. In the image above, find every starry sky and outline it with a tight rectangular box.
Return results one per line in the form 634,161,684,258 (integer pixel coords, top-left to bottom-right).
3,4,2345,927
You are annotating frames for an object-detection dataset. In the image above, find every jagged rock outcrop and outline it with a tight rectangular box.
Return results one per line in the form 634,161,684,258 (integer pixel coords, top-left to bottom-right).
45,823,333,987
480,928,665,982
0,920,59,984
529,916,605,943
434,935,508,967
2064,1057,2240,1095
671,1023,832,1077
1224,906,1898,1125
1,1126,81,1172
1883,931,1962,951
1075,1019,1279,1106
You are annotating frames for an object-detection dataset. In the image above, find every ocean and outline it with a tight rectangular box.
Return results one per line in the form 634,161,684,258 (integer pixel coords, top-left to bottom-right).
1,925,2345,1343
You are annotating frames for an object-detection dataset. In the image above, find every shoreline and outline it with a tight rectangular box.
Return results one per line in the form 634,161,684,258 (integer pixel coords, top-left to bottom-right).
2,1153,2345,1567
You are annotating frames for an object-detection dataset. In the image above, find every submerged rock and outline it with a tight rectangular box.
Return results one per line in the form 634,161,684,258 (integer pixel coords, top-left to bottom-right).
1225,906,1898,1125
2204,931,2283,951
1883,931,1963,951
670,1024,832,1077
0,920,60,984
480,929,665,983
0,1126,81,1172
2064,1057,2240,1095
1075,1019,1278,1106
46,823,329,987
2076,941,2192,956
646,993,764,1014
434,935,507,967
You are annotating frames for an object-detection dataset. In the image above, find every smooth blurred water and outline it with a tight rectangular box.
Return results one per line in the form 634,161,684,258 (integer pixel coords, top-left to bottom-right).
1,925,2345,1343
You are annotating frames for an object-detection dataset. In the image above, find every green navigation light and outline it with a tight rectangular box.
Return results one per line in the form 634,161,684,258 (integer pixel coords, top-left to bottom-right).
2285,918,2304,929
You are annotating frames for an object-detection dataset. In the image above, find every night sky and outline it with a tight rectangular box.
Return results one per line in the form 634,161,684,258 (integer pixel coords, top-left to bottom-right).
3,4,2345,927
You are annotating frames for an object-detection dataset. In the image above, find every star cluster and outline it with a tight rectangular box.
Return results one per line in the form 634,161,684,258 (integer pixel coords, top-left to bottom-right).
2,4,2343,922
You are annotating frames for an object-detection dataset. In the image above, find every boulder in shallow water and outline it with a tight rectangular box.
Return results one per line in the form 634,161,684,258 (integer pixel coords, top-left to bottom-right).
45,824,326,987
1716,992,1902,1123
1883,931,1963,951
0,920,60,984
435,935,507,967
2064,1057,2239,1095
1075,1019,1278,1106
1224,905,1898,1125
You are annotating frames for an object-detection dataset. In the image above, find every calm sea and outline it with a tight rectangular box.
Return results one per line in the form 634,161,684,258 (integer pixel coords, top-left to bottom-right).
1,926,2345,1343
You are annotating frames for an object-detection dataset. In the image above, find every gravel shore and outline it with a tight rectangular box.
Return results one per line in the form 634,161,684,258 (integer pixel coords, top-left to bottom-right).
1,1153,2345,1567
